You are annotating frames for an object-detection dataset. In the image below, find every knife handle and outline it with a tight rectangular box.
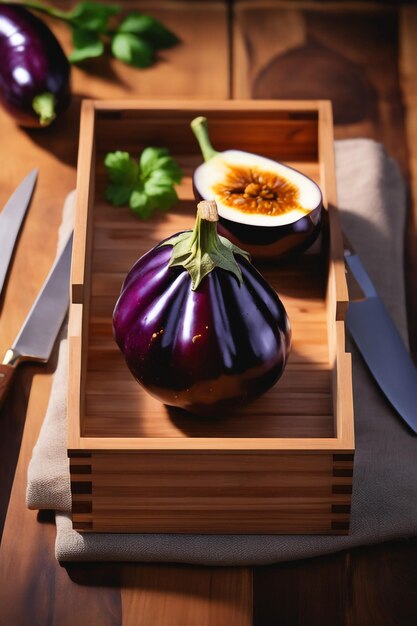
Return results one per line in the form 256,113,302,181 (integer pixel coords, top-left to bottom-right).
0,364,16,410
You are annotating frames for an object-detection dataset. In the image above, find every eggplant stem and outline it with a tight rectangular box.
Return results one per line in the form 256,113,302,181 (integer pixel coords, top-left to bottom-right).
197,200,218,222
191,117,219,162
32,93,56,127
160,200,249,290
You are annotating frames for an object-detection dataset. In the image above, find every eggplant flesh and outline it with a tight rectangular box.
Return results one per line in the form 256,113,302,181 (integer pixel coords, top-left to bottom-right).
191,116,323,259
113,235,291,417
0,4,70,127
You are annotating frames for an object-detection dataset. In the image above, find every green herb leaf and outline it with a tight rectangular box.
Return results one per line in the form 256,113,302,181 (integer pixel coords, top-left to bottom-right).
69,27,104,62
104,151,138,206
104,147,183,218
68,1,120,33
130,189,154,219
139,147,182,182
105,151,139,183
111,32,153,68
105,183,133,206
144,184,178,212
117,12,180,49
19,2,180,70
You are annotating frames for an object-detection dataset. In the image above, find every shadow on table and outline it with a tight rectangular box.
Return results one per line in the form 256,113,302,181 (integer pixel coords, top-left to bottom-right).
0,363,35,541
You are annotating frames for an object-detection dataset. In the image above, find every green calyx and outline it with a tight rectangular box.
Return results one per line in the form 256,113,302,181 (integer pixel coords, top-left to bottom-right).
190,116,219,162
160,200,250,290
32,92,56,126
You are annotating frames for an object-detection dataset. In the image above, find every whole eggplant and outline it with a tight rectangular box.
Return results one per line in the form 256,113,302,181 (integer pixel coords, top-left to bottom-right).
113,201,291,417
0,4,70,127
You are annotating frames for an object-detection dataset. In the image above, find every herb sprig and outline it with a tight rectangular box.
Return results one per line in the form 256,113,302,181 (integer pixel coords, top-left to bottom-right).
104,147,183,219
19,1,180,67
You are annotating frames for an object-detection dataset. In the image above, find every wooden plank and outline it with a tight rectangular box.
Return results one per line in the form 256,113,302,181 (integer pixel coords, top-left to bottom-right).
121,565,252,626
253,539,417,626
71,100,96,304
233,1,409,175
68,451,352,534
253,551,348,626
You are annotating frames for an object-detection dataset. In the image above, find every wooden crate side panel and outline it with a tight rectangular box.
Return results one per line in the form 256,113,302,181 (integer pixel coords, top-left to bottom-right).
96,118,318,161
71,100,96,305
67,304,83,448
94,99,320,160
69,453,353,534
68,100,96,449
319,101,354,449
319,101,348,317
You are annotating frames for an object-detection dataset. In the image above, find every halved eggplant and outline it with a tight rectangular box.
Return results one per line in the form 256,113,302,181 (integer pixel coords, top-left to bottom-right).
191,116,323,259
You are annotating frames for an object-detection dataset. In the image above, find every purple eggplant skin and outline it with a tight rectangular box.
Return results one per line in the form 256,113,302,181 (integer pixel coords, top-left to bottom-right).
217,205,322,260
0,4,70,127
113,237,291,417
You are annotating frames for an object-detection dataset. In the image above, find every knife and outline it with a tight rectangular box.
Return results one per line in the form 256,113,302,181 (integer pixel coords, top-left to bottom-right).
0,169,38,298
344,246,417,434
0,232,73,409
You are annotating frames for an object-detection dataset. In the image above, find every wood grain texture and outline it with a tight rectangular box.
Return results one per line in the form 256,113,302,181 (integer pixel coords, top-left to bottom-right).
122,565,252,626
69,452,353,533
233,1,409,173
253,550,348,626
253,540,417,626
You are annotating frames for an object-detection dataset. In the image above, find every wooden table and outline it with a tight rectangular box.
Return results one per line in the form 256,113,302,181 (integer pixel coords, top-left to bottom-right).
1,2,417,624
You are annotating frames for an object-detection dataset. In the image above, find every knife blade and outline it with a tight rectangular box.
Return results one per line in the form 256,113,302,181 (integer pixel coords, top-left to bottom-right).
345,248,417,434
0,169,38,297
0,232,73,409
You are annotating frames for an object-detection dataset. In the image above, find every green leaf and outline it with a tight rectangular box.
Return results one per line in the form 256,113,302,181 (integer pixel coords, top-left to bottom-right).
150,156,183,182
140,148,182,182
69,27,104,62
105,183,133,206
146,170,175,187
104,151,138,206
68,2,120,33
157,189,179,212
139,147,168,177
145,186,178,211
129,189,159,219
111,33,153,68
117,12,180,50
104,146,182,219
104,151,138,184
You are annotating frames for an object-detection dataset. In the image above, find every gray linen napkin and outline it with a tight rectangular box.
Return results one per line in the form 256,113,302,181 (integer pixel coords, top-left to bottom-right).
27,139,413,564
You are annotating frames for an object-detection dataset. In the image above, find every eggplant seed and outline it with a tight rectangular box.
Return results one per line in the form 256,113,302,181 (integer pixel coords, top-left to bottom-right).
213,164,309,216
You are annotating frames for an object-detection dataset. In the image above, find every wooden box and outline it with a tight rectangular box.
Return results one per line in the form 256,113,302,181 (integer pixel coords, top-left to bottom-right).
68,100,354,534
